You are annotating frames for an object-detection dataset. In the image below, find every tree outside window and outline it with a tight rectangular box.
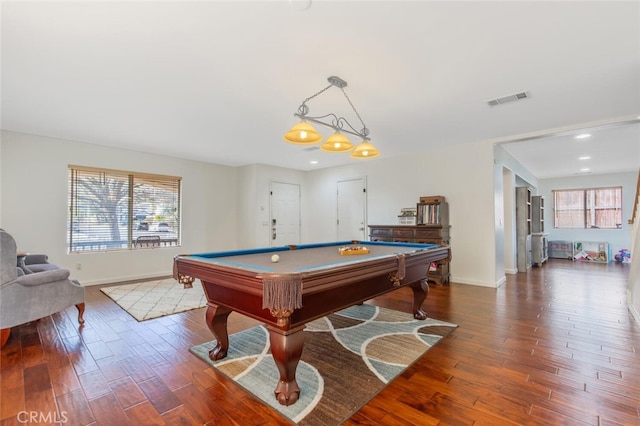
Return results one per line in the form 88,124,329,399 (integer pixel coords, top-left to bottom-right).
68,166,181,252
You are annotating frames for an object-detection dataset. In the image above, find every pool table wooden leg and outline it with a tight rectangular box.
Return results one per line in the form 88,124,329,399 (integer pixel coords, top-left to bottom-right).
409,279,429,320
267,325,306,406
1,328,10,349
205,303,232,361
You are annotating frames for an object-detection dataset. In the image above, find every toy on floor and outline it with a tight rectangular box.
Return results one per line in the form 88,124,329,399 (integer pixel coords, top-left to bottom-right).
614,249,631,263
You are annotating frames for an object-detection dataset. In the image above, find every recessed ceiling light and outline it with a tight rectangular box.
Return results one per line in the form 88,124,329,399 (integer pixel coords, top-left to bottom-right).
309,160,318,165
580,168,590,172
578,156,591,160
574,133,591,139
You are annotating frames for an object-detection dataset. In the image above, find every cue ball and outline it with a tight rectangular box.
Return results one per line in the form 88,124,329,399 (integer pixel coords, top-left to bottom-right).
271,254,280,263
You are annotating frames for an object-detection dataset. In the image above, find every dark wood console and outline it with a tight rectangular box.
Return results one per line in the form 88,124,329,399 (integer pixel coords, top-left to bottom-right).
368,224,450,285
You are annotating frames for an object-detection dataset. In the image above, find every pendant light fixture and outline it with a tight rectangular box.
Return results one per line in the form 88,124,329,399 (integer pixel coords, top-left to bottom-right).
284,76,381,159
321,132,354,152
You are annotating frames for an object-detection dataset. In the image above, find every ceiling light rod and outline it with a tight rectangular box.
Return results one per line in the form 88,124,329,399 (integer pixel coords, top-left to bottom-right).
294,76,370,140
284,76,380,159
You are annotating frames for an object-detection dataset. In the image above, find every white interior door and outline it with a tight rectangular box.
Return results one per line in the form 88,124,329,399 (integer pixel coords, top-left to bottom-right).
337,178,367,241
270,181,301,246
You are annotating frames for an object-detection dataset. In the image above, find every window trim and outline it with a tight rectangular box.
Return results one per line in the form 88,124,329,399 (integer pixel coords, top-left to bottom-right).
68,164,182,183
552,186,622,229
68,165,182,252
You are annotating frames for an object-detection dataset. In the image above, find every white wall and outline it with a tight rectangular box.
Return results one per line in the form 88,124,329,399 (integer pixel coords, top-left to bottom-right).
628,190,640,323
0,131,238,285
494,144,538,190
235,164,307,248
493,163,506,286
493,144,540,277
2,130,556,289
537,172,636,257
235,164,258,248
502,167,517,274
304,141,501,287
0,135,2,226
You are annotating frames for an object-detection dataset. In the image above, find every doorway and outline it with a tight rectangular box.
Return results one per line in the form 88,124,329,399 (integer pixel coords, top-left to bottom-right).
337,177,367,241
270,181,301,246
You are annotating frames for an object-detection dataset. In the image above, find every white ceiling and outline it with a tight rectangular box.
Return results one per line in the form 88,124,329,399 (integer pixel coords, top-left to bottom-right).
500,120,640,179
2,1,639,176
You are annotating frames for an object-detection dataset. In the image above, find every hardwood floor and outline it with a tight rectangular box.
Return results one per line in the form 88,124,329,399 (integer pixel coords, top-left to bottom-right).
1,259,639,425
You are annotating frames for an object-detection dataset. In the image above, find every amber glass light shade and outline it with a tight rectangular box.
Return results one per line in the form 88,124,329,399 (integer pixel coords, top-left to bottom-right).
320,132,354,152
283,121,323,144
350,141,381,159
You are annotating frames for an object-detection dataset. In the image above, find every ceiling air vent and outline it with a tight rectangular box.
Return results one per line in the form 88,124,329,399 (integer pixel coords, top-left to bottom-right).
487,91,530,106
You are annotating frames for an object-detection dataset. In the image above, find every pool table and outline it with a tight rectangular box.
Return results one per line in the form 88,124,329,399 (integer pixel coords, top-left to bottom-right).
173,240,450,406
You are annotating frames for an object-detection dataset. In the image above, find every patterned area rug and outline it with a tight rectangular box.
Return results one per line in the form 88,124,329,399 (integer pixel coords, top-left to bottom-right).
101,278,207,321
190,304,457,425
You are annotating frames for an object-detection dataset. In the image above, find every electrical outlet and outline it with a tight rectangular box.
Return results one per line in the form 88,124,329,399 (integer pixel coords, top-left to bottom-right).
76,263,82,270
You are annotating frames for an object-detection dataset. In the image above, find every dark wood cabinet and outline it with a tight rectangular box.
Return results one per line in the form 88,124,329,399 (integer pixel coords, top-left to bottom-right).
368,224,450,285
369,195,450,285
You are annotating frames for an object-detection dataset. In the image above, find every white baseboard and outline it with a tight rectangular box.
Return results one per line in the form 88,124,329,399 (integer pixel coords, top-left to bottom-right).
451,276,501,288
82,271,173,286
628,288,640,325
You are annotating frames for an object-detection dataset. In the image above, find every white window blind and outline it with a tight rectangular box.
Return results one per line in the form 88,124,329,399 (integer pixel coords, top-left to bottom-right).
68,165,181,252
553,187,622,229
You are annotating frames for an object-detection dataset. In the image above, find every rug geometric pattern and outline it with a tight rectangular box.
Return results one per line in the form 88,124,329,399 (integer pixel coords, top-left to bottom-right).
101,278,207,321
190,304,457,425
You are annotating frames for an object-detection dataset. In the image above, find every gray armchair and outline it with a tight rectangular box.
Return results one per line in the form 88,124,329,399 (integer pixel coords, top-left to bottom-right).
19,253,60,274
1,230,85,348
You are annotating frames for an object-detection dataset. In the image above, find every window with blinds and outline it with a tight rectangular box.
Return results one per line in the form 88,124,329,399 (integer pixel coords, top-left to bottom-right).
553,187,622,229
68,165,181,252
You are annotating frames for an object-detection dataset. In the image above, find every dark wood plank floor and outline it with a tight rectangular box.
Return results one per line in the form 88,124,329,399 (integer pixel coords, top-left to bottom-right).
1,259,639,425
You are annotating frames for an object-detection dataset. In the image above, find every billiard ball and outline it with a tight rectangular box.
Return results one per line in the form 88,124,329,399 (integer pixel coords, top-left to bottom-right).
271,254,280,263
